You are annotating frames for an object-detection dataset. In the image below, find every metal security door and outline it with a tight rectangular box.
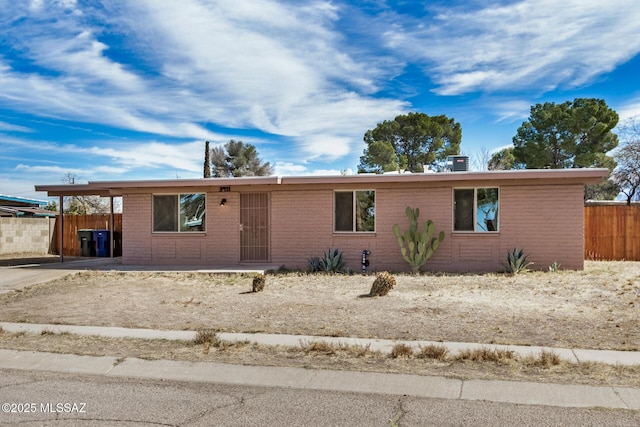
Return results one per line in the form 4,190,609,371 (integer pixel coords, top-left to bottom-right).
240,193,270,262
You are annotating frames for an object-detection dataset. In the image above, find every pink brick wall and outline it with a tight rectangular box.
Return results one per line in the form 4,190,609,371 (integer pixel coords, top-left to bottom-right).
122,191,240,266
121,182,585,271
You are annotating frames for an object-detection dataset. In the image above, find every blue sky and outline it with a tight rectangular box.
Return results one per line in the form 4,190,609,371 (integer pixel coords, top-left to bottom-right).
1,0,640,201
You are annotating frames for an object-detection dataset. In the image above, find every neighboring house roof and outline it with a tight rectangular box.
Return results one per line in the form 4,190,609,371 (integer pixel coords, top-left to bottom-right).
35,169,609,197
0,194,48,207
0,206,56,217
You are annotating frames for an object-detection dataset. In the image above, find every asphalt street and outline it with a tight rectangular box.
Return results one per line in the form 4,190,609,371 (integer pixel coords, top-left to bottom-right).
2,369,640,427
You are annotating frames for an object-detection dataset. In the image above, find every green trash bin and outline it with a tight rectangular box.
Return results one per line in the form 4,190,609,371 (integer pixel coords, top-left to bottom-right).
77,229,96,257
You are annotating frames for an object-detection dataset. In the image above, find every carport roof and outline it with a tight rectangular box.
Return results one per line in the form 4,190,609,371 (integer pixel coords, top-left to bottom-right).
35,168,609,197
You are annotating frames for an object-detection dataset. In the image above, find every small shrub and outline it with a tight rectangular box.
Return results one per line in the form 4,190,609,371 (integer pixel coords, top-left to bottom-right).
252,274,266,292
504,248,533,274
390,343,414,358
418,344,449,361
548,261,561,273
369,271,396,297
194,329,219,346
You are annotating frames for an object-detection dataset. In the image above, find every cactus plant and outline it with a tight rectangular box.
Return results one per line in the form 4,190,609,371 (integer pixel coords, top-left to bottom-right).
392,207,445,274
252,274,266,292
369,271,396,297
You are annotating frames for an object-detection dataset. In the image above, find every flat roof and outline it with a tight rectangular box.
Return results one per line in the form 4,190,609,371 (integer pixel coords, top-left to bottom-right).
35,168,610,197
0,194,48,206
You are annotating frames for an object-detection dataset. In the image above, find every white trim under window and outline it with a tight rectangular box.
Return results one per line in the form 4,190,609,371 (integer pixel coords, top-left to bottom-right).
334,190,375,233
453,187,499,232
153,193,206,233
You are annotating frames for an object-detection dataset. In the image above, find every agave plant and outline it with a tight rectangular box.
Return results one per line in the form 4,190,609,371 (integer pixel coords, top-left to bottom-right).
320,248,346,273
504,248,533,274
307,256,323,272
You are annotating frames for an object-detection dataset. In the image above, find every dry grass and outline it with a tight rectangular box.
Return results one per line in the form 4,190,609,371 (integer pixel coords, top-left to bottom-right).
524,350,563,368
417,344,449,361
390,343,414,358
1,330,639,388
300,340,372,357
455,347,516,363
193,329,218,345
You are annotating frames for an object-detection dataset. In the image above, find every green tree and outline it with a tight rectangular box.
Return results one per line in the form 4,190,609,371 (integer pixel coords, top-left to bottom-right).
488,147,522,170
512,98,619,200
44,201,58,212
359,112,461,173
513,98,619,169
210,140,273,178
203,140,211,178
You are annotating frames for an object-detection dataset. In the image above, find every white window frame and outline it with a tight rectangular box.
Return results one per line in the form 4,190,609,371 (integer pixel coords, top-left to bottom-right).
452,187,499,233
152,193,206,233
334,190,376,233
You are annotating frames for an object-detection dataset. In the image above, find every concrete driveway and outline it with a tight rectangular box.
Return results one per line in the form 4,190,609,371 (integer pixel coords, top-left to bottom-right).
0,257,278,293
0,258,119,294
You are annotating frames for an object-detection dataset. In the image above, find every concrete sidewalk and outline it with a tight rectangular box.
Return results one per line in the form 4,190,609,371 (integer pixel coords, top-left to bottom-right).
0,347,638,411
2,321,640,366
1,321,640,411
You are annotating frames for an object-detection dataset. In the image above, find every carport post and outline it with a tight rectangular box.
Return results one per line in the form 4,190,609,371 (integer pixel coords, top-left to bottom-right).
58,195,64,263
109,196,114,258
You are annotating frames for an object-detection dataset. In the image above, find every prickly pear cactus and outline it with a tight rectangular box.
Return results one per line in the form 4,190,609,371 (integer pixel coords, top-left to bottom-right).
252,274,266,292
392,207,445,274
369,271,396,297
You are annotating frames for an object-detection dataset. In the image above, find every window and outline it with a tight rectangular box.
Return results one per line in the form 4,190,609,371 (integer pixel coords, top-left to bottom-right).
454,188,498,232
334,190,375,232
153,193,206,232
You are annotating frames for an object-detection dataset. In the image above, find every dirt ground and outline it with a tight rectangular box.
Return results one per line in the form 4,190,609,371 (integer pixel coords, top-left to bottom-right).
0,261,638,350
1,260,639,387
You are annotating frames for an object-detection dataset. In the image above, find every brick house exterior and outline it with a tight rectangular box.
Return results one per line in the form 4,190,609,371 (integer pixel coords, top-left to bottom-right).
36,168,608,272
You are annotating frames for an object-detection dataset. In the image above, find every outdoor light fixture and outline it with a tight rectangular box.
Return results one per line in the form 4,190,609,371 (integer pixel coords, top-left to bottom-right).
220,198,227,206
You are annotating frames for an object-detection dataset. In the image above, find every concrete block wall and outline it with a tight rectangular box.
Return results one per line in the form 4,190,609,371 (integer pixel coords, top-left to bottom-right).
0,217,55,255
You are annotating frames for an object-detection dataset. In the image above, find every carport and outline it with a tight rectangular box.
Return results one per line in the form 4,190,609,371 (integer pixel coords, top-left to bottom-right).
34,184,123,263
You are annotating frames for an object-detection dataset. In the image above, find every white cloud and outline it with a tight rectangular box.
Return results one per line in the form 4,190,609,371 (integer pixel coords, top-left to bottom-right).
383,0,640,95
0,121,33,132
0,0,406,163
87,140,205,173
273,162,308,175
617,101,640,123
273,161,345,176
492,99,533,123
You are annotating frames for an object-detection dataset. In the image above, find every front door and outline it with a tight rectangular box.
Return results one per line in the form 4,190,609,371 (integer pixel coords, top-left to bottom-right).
240,193,270,262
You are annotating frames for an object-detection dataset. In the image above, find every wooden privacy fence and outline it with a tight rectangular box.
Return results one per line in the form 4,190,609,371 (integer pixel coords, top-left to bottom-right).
54,214,123,256
584,205,640,261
